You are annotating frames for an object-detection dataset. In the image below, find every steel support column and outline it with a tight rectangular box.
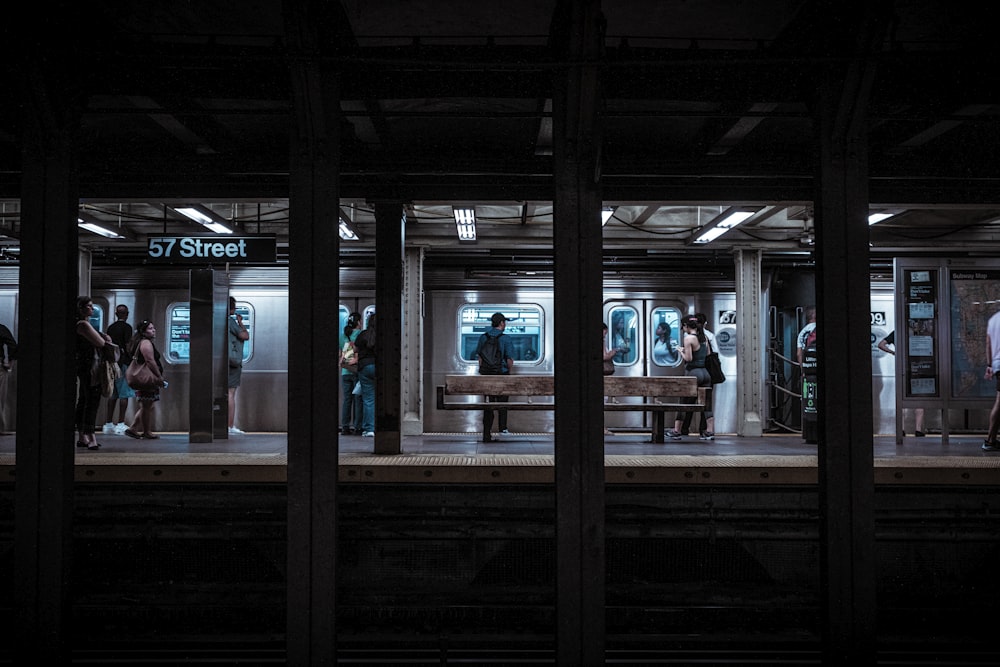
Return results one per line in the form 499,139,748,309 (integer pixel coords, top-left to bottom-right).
402,246,424,435
372,202,404,455
734,248,764,436
813,1,888,661
14,54,80,663
551,0,605,664
285,0,341,662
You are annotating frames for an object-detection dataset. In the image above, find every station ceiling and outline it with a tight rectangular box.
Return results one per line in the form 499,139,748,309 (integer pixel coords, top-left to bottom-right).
2,1,999,266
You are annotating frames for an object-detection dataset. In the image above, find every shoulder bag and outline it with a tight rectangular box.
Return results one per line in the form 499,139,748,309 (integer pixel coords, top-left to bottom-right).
705,339,725,385
126,342,159,391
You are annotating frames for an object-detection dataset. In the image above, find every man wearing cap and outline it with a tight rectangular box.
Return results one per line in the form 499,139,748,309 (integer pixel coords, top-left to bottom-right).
476,312,515,442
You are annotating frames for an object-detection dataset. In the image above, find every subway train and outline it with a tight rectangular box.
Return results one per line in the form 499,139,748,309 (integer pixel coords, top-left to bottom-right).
0,263,941,436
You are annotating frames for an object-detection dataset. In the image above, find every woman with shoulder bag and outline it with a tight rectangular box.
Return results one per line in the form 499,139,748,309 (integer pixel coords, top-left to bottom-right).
123,319,166,440
75,296,118,450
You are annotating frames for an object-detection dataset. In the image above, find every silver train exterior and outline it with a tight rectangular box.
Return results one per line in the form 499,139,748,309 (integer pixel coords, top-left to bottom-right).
0,265,948,436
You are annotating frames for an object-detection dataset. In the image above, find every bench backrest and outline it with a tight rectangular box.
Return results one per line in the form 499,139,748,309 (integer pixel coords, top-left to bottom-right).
442,374,699,398
604,375,699,398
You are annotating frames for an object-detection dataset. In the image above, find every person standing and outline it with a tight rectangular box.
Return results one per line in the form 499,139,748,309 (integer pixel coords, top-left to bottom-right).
878,330,925,437
124,319,166,440
983,310,1000,452
476,312,514,443
102,304,134,435
353,314,377,437
75,296,115,450
339,312,363,435
228,296,250,435
681,312,714,436
667,316,714,441
0,322,16,435
602,322,618,436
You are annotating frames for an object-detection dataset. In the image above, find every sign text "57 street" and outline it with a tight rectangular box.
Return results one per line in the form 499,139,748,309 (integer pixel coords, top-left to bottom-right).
146,236,275,263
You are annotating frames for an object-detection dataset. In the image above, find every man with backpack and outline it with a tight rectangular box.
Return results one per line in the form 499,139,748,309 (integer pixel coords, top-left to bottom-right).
476,312,514,442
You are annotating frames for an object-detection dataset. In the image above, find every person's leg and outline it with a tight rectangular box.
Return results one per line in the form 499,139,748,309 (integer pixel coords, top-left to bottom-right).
680,411,693,436
914,408,925,436
497,396,509,432
483,395,496,441
340,373,355,433
359,364,375,434
700,386,714,435
987,391,1000,444
127,396,147,437
227,387,238,429
142,401,157,437
75,373,89,444
83,382,102,448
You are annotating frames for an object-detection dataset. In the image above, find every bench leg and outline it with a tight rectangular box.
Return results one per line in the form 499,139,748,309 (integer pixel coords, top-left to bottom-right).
651,412,664,443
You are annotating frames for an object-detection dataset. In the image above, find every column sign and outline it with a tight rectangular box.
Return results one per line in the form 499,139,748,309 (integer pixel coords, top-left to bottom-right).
145,236,276,263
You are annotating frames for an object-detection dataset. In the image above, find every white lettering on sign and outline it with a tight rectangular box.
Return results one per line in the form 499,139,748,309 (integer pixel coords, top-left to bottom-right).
149,237,247,259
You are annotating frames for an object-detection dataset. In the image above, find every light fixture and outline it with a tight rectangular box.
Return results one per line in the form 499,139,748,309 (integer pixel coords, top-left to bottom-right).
690,208,757,244
868,212,895,226
77,214,124,239
173,204,234,234
453,207,477,242
339,217,360,241
601,206,616,226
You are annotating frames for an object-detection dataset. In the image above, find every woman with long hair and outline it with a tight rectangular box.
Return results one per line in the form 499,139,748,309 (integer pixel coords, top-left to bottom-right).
75,296,115,450
667,316,714,441
123,319,166,440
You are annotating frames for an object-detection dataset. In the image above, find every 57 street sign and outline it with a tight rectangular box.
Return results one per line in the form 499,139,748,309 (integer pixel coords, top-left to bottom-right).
146,236,276,263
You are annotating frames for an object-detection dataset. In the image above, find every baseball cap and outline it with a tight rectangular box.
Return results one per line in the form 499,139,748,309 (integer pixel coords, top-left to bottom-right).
491,313,509,326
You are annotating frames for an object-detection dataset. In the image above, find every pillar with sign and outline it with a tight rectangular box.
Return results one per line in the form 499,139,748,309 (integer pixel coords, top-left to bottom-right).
801,326,819,444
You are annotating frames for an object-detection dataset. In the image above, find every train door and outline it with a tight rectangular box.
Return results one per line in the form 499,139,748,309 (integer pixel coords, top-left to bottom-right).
604,300,641,431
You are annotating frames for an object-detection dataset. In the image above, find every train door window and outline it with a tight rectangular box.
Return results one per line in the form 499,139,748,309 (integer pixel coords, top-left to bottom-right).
609,306,638,366
164,301,254,365
88,304,104,333
339,305,350,339
362,305,376,329
458,305,543,366
166,303,191,363
651,307,683,367
232,301,254,365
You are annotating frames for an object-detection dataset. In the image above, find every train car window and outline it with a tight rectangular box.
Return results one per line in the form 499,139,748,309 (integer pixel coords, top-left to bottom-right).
651,307,683,367
609,307,638,366
458,305,543,366
164,301,254,365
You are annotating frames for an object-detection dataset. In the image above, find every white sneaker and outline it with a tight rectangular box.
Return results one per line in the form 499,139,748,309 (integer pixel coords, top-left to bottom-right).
114,423,128,435
228,427,245,435
362,431,374,437
102,423,115,434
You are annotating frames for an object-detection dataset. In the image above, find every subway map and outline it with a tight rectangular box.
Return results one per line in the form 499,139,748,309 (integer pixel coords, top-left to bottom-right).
950,271,1000,399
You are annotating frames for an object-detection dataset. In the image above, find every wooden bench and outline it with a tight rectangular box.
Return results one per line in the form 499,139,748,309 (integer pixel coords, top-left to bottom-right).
436,374,706,443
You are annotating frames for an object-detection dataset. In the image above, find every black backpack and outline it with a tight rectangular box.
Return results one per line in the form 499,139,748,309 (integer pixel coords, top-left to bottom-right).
479,334,504,374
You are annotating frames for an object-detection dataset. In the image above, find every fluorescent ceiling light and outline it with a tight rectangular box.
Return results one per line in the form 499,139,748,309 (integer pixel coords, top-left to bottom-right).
339,218,359,241
453,207,477,242
690,209,756,244
174,205,234,234
77,218,124,239
601,207,616,226
867,212,895,226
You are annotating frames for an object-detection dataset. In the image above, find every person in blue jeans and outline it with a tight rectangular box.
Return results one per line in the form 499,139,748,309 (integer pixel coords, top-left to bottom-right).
339,312,363,435
353,315,377,437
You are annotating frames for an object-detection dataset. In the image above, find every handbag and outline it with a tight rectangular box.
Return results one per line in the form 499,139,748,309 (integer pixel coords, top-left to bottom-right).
705,339,725,385
98,357,121,398
126,346,159,391
603,358,615,375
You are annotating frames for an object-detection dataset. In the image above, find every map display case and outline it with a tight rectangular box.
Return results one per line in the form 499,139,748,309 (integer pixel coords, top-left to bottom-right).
893,259,1000,443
